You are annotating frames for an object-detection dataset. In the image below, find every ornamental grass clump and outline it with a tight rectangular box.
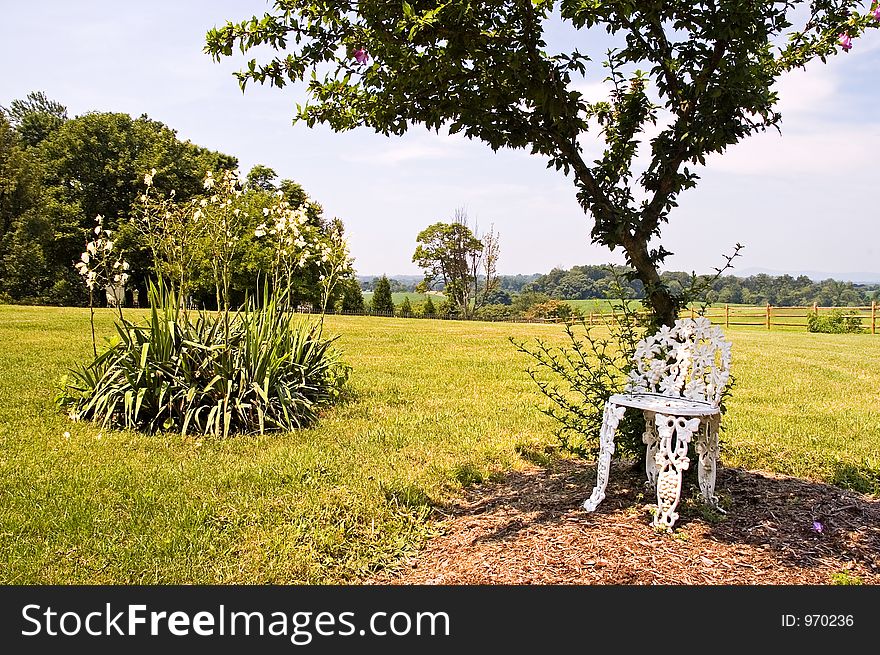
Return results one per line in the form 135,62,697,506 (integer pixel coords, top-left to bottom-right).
58,283,349,436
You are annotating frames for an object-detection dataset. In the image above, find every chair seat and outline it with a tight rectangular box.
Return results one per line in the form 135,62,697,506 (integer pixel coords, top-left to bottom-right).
608,392,719,417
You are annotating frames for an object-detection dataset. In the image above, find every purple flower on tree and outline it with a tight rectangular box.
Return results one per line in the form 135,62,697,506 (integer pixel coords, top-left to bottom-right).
353,48,369,65
839,33,853,51
812,521,824,533
873,6,880,21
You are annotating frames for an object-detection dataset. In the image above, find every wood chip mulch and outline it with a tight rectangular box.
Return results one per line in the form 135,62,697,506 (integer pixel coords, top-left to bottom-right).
365,460,880,585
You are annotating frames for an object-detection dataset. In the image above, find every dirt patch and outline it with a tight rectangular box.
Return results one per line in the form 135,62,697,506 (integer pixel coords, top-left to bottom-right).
365,460,880,585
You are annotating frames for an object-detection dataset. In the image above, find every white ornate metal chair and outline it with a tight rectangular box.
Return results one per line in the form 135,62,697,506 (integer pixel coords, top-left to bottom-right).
583,317,732,530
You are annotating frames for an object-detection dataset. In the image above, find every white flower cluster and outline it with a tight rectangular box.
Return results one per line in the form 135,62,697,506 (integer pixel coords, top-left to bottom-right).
254,194,321,269
74,215,130,290
204,169,246,195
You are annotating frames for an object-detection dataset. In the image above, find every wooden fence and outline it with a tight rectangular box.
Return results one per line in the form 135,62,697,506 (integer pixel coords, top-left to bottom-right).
324,302,878,334
689,303,877,334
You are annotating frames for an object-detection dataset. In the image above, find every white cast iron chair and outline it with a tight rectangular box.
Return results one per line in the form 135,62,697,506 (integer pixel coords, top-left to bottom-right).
583,317,732,530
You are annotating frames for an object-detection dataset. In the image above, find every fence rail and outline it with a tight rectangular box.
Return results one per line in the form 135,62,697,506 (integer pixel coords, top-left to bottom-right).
695,303,876,334
315,301,878,334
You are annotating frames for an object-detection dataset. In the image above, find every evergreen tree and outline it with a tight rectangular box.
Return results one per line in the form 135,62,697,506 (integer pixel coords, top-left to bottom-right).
398,297,412,317
339,277,365,312
371,275,394,315
423,295,436,317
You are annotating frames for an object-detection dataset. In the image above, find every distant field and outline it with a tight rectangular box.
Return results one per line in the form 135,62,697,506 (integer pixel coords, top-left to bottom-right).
1,305,878,583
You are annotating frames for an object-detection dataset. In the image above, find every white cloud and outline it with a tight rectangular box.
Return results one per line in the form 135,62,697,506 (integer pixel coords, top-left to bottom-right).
340,141,460,165
774,66,838,117
336,129,483,165
708,125,879,176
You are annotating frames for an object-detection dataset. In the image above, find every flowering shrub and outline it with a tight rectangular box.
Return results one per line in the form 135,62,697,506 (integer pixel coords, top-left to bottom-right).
74,215,130,354
59,167,353,437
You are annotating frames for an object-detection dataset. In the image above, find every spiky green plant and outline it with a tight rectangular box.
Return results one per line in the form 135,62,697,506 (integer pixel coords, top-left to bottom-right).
58,283,349,436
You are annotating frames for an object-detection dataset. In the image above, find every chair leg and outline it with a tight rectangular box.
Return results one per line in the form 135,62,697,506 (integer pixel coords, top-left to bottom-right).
653,414,701,530
583,402,626,512
642,412,659,490
695,416,723,511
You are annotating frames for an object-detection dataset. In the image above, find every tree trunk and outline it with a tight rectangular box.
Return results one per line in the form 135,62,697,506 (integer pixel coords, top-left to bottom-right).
622,233,679,327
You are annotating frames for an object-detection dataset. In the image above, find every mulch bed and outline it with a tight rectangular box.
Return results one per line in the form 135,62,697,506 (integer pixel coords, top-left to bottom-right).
366,459,880,585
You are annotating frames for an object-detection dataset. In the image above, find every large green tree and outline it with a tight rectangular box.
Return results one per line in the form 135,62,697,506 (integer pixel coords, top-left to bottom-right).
34,110,237,302
1,91,68,148
412,209,499,318
206,0,880,326
0,115,48,298
0,116,40,246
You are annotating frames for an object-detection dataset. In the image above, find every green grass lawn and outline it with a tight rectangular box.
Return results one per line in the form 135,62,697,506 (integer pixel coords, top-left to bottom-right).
1,305,878,583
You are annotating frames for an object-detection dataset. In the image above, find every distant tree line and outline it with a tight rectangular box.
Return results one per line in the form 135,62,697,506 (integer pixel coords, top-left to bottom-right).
0,92,362,310
523,265,878,307
358,273,539,294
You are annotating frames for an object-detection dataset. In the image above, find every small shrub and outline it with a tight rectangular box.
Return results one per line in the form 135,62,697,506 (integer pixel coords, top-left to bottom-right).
474,303,514,322
807,310,863,334
398,297,413,317
422,295,436,317
436,298,455,318
525,299,582,322
58,284,349,436
512,311,647,460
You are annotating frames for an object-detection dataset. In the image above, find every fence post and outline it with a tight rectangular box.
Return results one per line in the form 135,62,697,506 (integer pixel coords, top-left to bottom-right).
690,306,695,320
725,304,729,328
873,301,876,335
766,303,771,330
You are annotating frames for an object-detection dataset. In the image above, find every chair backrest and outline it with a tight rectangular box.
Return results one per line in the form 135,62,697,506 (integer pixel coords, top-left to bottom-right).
625,317,732,406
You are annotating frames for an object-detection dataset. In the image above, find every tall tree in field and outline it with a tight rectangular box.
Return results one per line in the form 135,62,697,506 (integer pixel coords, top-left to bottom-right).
412,209,499,319
206,1,880,326
371,275,395,314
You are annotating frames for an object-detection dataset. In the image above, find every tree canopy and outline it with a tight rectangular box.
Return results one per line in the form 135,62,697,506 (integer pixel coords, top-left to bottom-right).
0,92,358,308
412,209,499,318
1,91,68,148
206,0,880,326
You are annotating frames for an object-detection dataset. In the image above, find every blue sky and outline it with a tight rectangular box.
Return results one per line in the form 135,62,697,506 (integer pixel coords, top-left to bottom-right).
1,1,878,278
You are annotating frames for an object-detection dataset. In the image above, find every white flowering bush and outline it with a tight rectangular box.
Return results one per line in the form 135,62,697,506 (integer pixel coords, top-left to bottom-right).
74,214,130,355
133,168,205,310
254,192,353,315
58,281,349,436
58,168,352,436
